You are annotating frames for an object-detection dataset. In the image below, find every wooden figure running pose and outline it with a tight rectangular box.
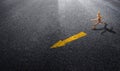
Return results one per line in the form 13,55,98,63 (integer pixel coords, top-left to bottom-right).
91,11,106,29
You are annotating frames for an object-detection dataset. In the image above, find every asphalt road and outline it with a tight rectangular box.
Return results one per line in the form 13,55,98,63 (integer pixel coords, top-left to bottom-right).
0,0,120,71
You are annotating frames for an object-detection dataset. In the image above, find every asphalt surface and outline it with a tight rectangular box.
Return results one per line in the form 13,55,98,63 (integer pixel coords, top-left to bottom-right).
0,0,120,71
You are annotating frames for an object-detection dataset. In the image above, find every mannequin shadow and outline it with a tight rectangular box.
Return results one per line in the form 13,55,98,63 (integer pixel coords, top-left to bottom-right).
93,24,116,35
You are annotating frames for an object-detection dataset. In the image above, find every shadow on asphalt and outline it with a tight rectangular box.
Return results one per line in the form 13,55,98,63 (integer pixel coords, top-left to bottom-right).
93,24,116,35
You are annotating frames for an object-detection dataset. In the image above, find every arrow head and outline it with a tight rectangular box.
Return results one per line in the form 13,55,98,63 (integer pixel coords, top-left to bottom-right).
51,40,66,49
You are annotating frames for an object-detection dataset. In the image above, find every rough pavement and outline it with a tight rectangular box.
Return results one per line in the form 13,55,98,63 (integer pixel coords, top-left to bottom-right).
0,0,120,71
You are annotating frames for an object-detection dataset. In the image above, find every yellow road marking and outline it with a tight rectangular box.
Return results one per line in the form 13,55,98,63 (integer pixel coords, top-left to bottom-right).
51,32,87,48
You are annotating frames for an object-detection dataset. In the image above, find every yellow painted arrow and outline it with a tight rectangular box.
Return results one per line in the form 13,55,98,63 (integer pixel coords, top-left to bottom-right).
51,32,87,48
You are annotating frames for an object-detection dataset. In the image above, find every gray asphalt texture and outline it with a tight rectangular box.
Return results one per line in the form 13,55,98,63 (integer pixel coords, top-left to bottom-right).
0,0,120,71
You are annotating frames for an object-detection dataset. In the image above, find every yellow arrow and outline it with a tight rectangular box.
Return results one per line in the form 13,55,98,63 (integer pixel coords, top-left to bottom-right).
51,32,87,48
